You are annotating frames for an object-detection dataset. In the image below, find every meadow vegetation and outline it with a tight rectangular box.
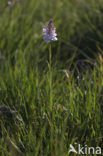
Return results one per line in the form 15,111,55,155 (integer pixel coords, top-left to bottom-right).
0,0,103,155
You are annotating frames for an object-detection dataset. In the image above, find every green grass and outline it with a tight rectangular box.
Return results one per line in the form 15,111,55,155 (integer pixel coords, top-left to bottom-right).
0,0,103,155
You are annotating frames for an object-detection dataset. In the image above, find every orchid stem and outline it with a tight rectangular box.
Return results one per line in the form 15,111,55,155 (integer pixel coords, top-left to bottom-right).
49,44,52,111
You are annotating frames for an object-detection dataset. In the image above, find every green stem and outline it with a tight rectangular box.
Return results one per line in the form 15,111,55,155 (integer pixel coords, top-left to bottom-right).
49,44,54,152
49,44,52,111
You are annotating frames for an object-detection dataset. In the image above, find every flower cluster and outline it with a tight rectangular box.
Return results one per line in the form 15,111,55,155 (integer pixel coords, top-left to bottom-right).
43,19,57,43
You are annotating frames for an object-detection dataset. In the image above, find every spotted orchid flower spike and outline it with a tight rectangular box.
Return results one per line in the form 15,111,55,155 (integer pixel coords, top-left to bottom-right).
43,19,58,43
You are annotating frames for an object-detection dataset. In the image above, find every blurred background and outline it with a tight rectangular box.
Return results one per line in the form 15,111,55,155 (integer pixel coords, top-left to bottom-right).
0,0,103,67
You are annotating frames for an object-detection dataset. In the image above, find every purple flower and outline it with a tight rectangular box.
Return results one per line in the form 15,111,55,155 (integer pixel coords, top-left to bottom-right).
43,19,57,43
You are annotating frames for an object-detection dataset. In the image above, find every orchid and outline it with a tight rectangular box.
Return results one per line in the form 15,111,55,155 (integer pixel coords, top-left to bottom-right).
43,19,57,43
